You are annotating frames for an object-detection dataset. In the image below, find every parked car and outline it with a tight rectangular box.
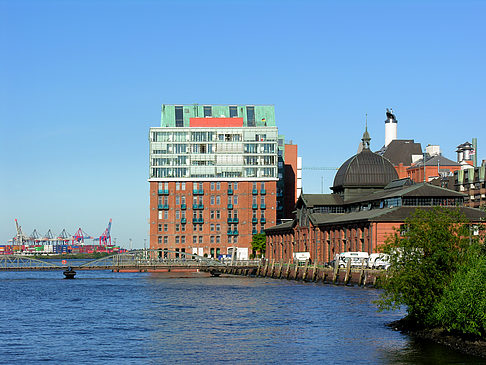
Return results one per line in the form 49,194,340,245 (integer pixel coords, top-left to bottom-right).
368,253,391,270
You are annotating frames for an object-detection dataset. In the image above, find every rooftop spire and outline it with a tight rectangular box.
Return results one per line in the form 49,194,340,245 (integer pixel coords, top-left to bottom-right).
361,114,371,150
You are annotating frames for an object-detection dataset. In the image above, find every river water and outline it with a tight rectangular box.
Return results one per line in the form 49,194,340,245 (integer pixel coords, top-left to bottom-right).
0,270,482,364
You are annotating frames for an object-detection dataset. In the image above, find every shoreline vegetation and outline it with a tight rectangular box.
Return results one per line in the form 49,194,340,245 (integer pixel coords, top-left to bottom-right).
377,207,486,358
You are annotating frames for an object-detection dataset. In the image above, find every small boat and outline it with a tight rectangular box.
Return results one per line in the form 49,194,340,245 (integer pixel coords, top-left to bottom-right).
63,266,76,279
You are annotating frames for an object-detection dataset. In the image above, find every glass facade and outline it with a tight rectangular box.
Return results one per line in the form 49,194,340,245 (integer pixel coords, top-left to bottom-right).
149,126,279,180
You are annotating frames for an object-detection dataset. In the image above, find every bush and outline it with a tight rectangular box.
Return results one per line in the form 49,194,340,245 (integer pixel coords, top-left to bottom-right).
433,254,486,337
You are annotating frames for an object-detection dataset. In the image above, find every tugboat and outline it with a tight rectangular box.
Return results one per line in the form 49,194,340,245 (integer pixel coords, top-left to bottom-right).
63,266,76,279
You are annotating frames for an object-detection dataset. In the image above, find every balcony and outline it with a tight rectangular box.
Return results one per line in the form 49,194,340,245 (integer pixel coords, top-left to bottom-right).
260,189,266,195
252,189,258,195
260,204,266,210
252,217,258,224
158,204,169,210
181,218,186,224
158,189,169,195
227,217,239,224
193,189,204,195
252,204,258,210
252,229,258,235
260,217,266,224
227,230,239,236
227,203,233,210
181,204,187,210
192,204,204,210
192,218,204,224
227,189,233,195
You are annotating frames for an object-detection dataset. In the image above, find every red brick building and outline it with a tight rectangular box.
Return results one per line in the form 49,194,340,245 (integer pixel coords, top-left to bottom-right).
266,130,485,263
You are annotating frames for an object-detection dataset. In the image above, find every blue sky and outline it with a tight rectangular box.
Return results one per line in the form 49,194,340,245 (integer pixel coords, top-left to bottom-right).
1,0,485,248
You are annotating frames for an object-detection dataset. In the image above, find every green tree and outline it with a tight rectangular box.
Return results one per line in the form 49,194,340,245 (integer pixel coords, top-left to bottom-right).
433,253,486,337
251,233,266,257
377,207,472,326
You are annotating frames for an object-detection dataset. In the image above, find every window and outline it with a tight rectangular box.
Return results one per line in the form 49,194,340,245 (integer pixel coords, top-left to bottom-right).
210,224,215,231
193,236,197,244
204,106,212,117
210,210,215,219
176,196,180,205
164,236,168,244
158,224,162,232
216,210,220,219
199,224,203,231
176,210,180,219
158,236,162,244
199,236,203,243
253,182,257,190
216,224,220,231
210,236,215,244
181,196,186,205
216,236,220,243
164,211,168,219
246,106,255,126
234,182,238,190
253,196,257,204
216,182,220,190
211,196,215,205
261,196,265,205
211,182,215,191
229,106,238,117
158,211,162,219
164,224,168,232
176,224,180,232
181,236,186,244
216,196,221,204
175,106,184,127
181,224,185,232
181,182,186,190
261,182,265,189
233,236,238,243
176,182,180,191
234,196,238,205
175,236,180,244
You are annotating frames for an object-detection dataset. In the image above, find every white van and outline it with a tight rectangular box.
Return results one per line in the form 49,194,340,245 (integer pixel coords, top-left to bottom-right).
338,252,369,268
368,253,391,270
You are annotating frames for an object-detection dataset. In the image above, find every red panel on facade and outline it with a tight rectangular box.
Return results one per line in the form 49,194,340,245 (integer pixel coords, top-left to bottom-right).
189,118,244,127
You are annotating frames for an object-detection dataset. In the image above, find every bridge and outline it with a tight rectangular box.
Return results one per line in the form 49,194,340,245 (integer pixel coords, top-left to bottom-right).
0,249,260,276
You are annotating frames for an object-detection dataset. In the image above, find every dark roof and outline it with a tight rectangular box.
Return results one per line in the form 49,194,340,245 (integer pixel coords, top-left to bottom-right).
384,178,414,190
333,149,398,189
380,139,423,166
311,206,485,226
264,220,295,233
410,154,460,168
298,194,344,208
345,182,466,204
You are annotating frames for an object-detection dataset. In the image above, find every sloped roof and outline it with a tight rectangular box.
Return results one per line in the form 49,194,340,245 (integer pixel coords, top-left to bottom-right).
311,206,485,226
345,182,465,204
298,194,344,208
264,219,295,233
410,154,460,168
380,139,423,166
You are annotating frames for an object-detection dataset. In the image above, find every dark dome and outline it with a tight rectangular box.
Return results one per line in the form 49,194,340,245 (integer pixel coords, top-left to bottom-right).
333,149,398,189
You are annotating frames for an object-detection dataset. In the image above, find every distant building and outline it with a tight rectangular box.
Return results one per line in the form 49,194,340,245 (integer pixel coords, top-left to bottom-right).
148,104,297,259
454,161,486,208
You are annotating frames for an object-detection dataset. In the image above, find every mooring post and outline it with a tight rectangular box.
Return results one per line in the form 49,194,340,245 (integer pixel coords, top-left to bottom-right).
344,259,351,285
332,256,339,284
359,261,365,286
285,260,291,279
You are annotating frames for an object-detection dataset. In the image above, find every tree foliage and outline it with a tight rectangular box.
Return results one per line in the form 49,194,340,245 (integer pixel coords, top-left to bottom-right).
251,233,266,255
433,253,486,337
377,207,473,325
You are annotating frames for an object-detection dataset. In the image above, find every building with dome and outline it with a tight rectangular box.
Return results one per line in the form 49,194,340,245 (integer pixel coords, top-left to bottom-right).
264,128,485,263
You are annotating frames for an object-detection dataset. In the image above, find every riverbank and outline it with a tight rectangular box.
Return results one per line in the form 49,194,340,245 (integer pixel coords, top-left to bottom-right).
389,317,486,359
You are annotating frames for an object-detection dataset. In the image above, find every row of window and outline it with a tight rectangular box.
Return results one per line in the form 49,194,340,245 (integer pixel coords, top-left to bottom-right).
157,195,267,206
157,235,238,245
158,181,266,191
174,105,255,126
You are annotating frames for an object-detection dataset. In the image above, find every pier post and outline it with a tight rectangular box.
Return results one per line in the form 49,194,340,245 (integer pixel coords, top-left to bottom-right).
344,260,351,285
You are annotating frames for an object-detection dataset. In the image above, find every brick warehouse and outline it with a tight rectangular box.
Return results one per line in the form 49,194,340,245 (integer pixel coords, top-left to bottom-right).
265,128,486,263
148,104,298,259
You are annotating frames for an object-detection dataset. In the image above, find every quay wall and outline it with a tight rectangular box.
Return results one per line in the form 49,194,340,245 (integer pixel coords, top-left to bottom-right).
218,261,385,287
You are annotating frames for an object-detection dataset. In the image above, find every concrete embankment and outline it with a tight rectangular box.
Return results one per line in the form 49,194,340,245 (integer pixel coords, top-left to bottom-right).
220,261,385,287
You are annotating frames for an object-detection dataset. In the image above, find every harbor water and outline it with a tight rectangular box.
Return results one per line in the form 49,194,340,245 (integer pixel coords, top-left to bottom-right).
0,270,483,364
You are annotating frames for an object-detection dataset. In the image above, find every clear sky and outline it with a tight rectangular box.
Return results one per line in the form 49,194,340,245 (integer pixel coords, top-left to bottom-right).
1,0,485,248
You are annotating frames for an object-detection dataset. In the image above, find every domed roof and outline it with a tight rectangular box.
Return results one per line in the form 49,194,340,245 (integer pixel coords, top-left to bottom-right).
333,149,398,189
